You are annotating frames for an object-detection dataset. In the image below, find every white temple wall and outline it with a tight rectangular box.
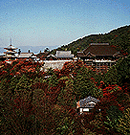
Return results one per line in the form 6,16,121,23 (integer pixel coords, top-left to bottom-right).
43,60,73,71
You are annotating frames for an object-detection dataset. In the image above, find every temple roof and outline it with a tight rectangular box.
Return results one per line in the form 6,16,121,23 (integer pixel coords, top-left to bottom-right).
77,96,100,108
4,45,18,50
18,52,33,58
55,51,74,58
77,43,120,57
4,50,17,54
47,54,56,58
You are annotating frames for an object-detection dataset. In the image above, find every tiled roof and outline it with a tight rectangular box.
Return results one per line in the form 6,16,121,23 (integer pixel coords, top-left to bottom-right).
18,52,33,58
47,54,56,58
4,50,17,54
85,52,96,57
77,43,119,57
55,51,74,58
77,52,85,57
4,45,18,50
77,96,100,108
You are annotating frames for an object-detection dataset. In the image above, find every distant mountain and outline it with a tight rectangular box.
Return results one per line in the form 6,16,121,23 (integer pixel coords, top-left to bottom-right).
0,46,58,54
50,25,130,56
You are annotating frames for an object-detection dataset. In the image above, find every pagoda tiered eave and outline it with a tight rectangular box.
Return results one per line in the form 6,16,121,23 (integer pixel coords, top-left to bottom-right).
4,50,17,54
4,44,18,50
4,47,18,50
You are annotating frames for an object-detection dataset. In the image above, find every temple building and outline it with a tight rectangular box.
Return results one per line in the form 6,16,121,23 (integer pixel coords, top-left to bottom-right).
77,96,100,114
77,43,123,72
4,44,18,60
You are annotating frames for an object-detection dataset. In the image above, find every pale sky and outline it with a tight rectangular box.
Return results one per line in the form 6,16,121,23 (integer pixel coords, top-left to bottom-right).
0,0,130,53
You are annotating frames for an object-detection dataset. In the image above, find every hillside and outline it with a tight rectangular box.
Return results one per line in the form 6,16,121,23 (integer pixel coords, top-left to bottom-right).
50,25,130,56
1,57,130,134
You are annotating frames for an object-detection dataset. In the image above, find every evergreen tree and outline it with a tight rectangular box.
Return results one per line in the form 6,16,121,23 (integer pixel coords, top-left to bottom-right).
14,74,33,100
74,66,102,100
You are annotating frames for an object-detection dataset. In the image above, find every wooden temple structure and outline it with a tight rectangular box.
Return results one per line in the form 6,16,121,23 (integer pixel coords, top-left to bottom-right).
77,43,123,72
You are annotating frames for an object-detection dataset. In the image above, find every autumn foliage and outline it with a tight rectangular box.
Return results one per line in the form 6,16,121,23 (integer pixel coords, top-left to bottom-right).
0,57,130,134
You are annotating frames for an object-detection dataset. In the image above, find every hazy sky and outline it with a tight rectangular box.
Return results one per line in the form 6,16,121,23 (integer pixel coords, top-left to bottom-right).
0,0,130,51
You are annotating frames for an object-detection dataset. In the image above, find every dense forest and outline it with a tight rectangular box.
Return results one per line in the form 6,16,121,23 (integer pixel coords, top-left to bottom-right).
50,25,130,56
0,56,130,134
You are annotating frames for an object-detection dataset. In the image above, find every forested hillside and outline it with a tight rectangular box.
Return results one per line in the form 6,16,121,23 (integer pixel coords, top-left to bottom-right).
51,25,130,56
1,25,130,135
1,56,130,134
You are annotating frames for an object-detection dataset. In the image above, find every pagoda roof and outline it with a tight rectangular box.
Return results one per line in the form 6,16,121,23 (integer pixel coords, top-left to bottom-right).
4,50,17,53
4,45,18,50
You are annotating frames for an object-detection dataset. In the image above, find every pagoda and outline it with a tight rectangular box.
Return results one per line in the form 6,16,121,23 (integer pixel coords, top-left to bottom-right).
4,40,18,60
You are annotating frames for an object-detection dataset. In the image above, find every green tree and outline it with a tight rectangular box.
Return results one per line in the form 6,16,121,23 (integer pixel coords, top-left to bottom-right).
103,55,130,86
74,66,102,100
14,74,33,100
116,108,130,135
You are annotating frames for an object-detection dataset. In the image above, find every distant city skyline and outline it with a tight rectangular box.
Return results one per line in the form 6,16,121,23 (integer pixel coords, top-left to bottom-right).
0,0,130,53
